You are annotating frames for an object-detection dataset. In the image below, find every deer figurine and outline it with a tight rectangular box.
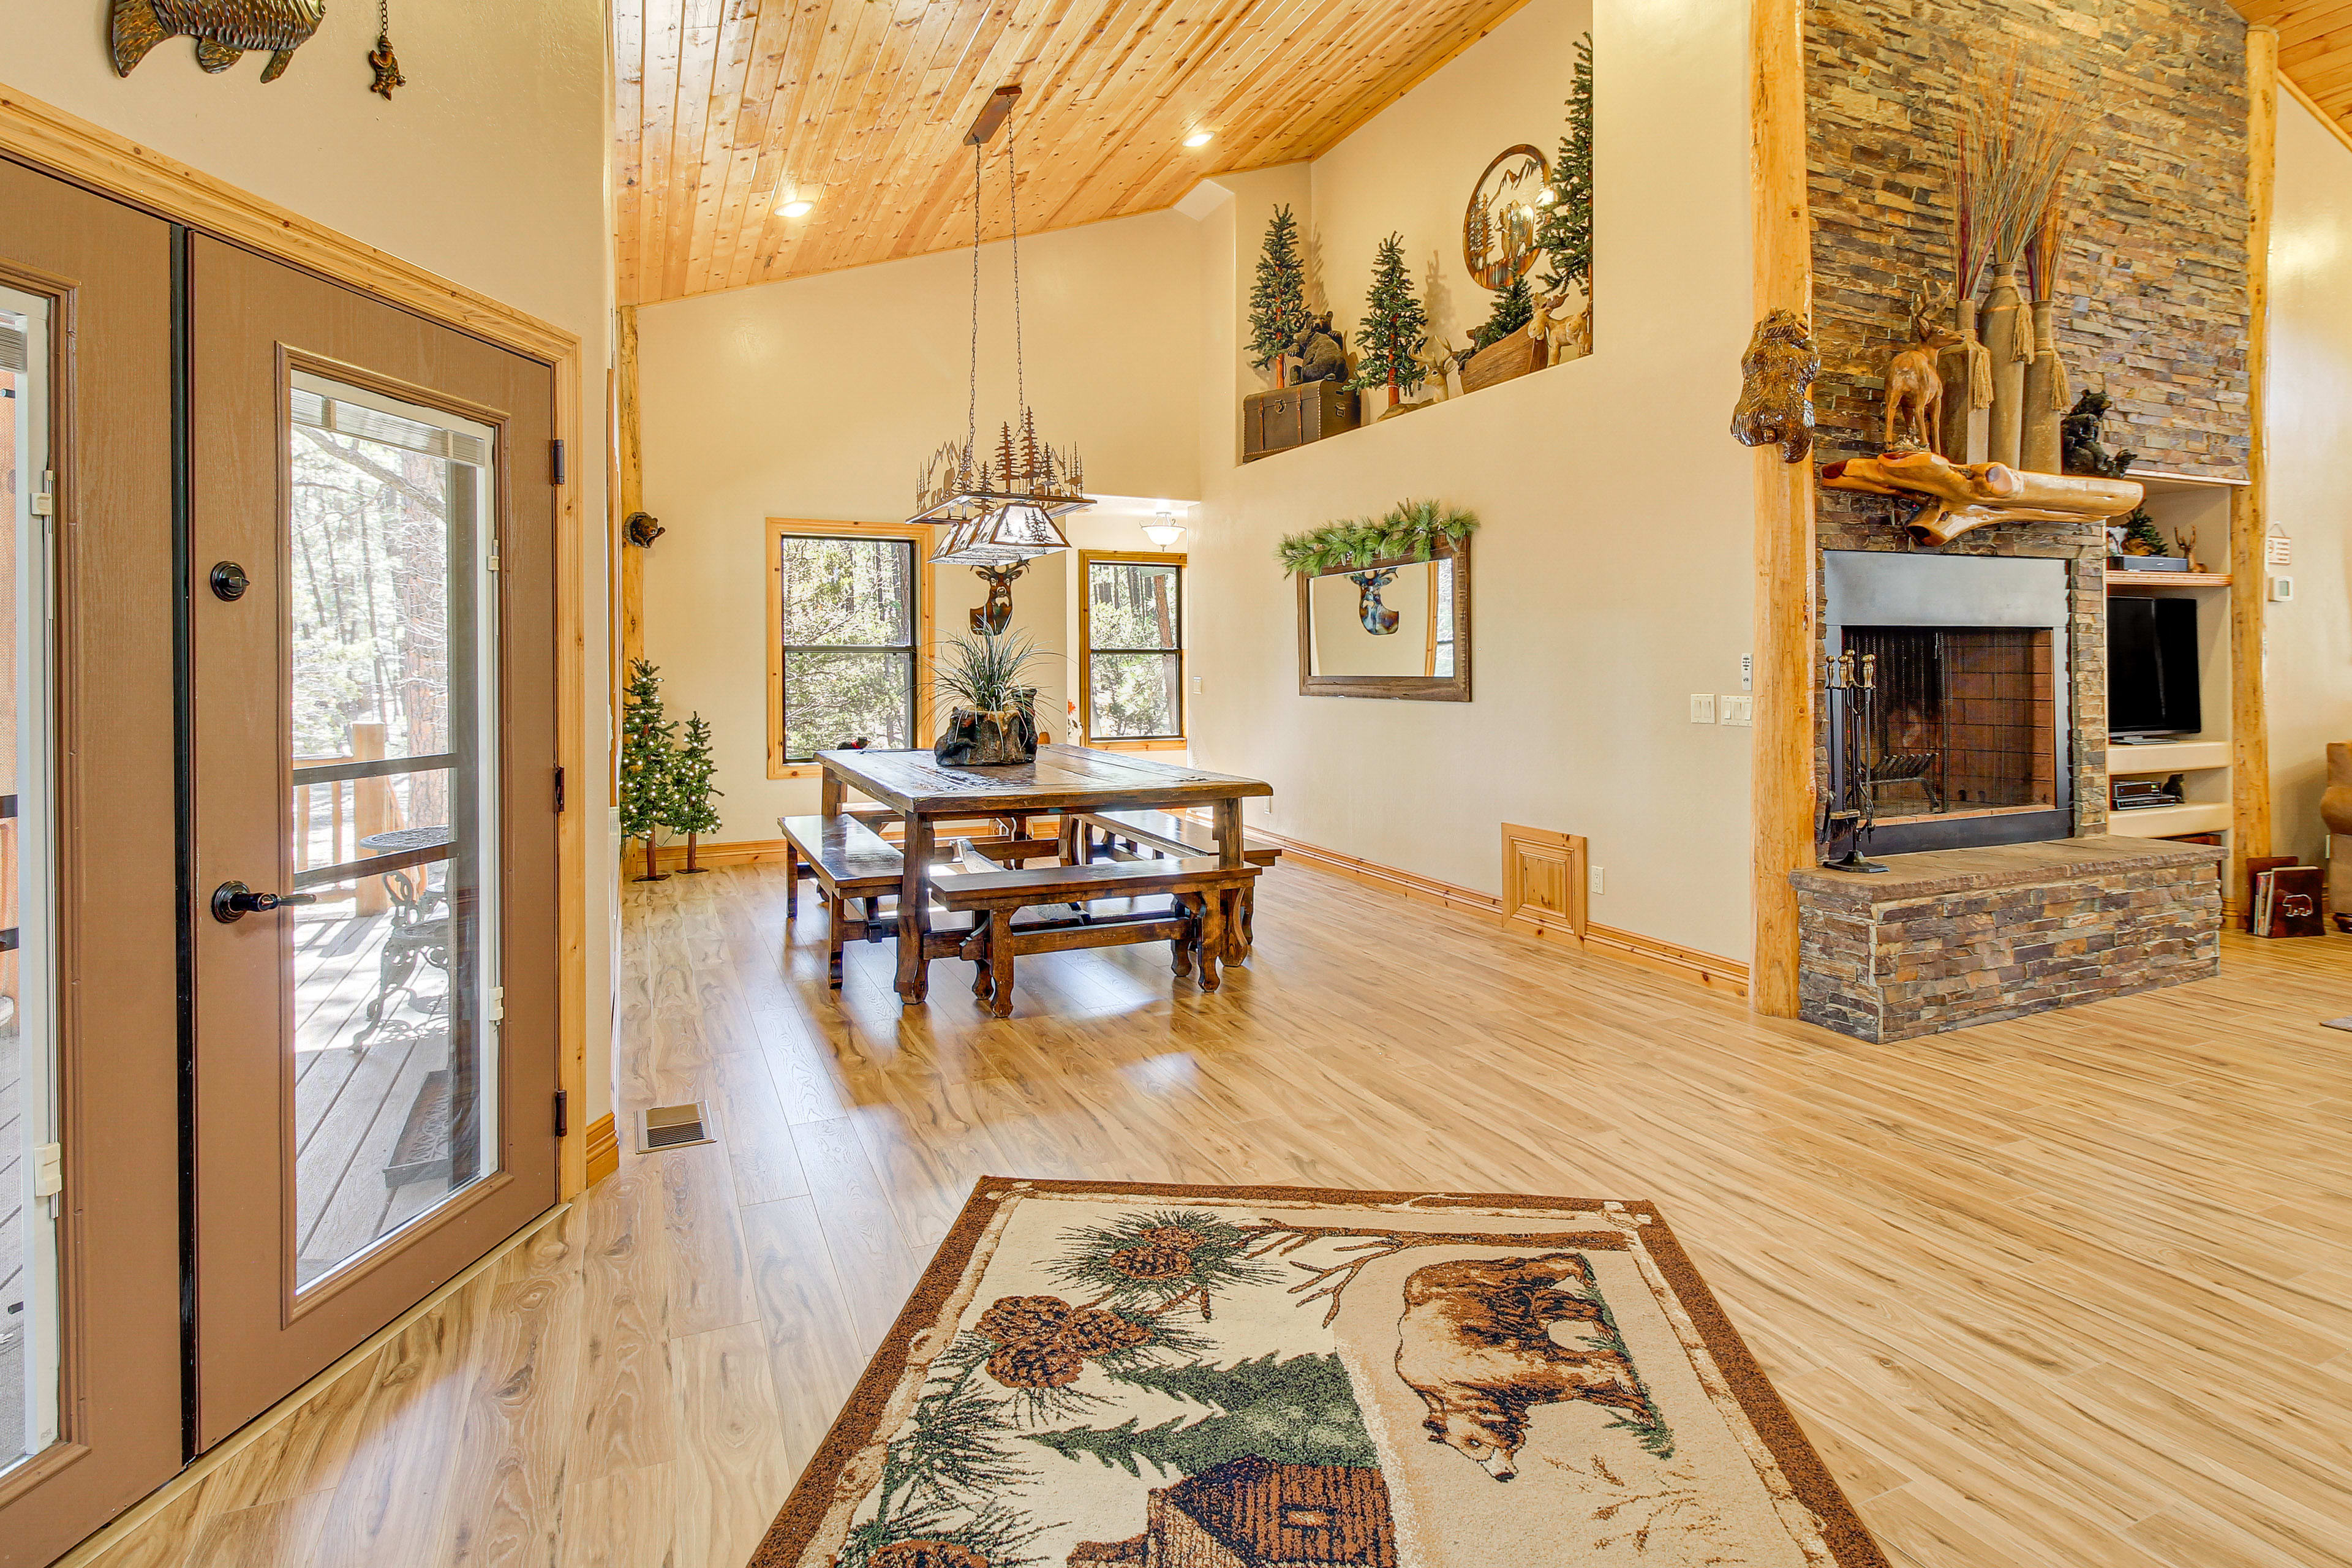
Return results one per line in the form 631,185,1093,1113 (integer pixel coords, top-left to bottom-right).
1884,285,1962,454
1529,290,1588,365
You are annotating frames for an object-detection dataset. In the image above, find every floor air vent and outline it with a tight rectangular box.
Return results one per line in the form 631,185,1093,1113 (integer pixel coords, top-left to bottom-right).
639,1102,712,1152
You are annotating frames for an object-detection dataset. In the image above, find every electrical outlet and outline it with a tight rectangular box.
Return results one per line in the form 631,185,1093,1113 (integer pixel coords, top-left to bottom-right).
1740,654,1754,691
1719,694,1754,726
1689,694,1716,724
1190,674,1203,695
1589,865,1605,896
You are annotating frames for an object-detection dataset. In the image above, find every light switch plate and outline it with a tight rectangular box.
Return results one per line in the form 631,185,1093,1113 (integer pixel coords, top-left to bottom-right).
1689,694,1717,724
2269,574,2295,603
1719,694,1754,726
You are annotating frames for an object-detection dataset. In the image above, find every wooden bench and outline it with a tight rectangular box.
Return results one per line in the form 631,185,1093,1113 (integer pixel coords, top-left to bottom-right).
778,815,911,989
930,852,1262,1017
1071,809,1280,951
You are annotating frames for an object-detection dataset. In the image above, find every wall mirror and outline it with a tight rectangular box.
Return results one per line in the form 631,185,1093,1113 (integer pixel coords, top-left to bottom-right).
1297,538,1471,700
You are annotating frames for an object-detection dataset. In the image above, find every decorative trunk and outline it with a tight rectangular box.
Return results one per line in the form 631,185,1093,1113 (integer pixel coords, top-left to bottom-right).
934,695,1039,767
636,835,668,883
1982,265,2027,468
2020,299,2064,472
1937,295,1989,463
680,831,707,873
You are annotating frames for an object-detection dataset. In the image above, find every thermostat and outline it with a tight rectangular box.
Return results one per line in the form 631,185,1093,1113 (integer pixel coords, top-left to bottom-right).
2268,574,2295,603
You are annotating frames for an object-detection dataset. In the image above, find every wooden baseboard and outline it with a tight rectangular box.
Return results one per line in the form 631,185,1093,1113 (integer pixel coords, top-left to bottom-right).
1253,826,1748,998
646,836,796,872
582,1113,619,1186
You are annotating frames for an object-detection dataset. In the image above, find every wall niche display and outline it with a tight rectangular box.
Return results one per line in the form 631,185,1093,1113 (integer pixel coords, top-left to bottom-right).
1297,538,1472,701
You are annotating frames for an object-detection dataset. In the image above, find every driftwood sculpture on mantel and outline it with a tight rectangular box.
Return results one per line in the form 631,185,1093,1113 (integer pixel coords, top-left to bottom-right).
1819,448,2142,547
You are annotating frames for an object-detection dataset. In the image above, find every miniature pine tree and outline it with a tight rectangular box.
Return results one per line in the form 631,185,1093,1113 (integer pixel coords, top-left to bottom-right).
1469,273,1537,353
617,658,680,883
1348,233,1429,407
1537,31,1594,300
669,712,723,873
1246,204,1313,387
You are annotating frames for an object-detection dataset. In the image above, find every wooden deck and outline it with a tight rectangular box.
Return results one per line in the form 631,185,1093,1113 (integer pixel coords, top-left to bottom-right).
290,905,456,1287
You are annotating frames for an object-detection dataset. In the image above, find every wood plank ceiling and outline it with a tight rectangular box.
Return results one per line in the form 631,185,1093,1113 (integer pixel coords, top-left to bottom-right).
2239,0,2352,135
612,0,1536,307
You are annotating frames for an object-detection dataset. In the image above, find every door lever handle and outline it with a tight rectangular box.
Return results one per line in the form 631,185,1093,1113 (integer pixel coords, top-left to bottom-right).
211,880,321,923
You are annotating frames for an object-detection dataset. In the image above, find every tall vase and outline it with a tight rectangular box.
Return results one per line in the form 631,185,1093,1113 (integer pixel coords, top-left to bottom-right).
1981,264,2027,469
2020,298,2065,473
1938,293,1991,463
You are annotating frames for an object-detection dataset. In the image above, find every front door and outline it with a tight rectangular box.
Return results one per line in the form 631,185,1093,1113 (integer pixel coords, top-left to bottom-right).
187,236,561,1444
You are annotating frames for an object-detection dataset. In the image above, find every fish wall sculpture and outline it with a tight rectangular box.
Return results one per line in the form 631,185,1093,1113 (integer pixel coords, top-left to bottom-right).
111,0,328,83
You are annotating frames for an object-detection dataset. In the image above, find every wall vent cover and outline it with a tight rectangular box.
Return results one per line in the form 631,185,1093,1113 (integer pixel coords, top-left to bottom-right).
639,1102,712,1152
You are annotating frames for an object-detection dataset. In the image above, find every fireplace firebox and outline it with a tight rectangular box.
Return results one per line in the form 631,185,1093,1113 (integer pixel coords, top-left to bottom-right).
1823,552,2073,854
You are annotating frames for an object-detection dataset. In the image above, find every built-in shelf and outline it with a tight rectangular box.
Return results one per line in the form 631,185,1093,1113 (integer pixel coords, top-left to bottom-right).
2106,801,2231,838
2130,469,2251,491
2106,571,2231,590
2109,739,2230,773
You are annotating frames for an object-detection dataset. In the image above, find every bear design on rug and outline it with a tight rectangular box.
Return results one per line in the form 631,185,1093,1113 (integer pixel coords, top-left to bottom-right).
1394,1251,1652,1480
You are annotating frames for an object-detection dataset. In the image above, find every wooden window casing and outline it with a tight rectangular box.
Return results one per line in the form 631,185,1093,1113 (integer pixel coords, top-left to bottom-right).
766,518,934,778
1079,550,1186,745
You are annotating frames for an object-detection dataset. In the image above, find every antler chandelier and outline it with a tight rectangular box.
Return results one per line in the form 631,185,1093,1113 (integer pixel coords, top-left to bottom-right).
912,85,1093,565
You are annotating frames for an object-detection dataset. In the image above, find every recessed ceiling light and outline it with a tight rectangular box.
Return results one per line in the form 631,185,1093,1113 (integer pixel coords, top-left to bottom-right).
1183,130,1213,148
782,198,815,217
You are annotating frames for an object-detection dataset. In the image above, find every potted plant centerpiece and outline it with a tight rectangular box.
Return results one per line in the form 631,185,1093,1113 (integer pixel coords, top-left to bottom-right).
932,628,1050,766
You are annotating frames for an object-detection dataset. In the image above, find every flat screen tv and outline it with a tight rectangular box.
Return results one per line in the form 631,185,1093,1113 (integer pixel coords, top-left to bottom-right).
2108,596,2200,739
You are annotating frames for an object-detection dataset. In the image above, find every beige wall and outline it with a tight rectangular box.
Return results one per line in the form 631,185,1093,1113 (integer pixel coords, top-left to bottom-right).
2,0,618,1120
2266,96,2352,869
1186,0,1758,962
635,209,1205,830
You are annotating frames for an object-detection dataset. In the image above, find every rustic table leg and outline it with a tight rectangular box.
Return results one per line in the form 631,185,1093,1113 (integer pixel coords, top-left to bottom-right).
987,908,1016,1017
820,766,843,818
1214,799,1250,959
896,814,933,1003
1196,894,1226,992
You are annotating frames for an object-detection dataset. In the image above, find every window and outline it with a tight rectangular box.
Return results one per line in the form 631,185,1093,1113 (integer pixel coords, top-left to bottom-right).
1081,552,1184,741
769,522,925,771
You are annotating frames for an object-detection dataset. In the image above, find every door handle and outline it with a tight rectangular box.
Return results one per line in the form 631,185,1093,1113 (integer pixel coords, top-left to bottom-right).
211,880,320,923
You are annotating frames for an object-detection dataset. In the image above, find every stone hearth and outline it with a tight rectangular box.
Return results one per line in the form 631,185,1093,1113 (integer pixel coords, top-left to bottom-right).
1790,837,2223,1042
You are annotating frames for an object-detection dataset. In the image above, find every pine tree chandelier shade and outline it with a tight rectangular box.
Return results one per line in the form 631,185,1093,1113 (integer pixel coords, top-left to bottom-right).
914,85,1092,565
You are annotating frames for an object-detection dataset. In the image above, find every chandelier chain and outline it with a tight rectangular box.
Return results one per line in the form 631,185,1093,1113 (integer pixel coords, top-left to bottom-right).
967,141,981,469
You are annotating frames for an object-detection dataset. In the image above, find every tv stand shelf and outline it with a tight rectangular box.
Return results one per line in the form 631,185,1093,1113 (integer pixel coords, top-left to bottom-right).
2106,571,2231,590
2107,801,2231,839
2109,739,2230,773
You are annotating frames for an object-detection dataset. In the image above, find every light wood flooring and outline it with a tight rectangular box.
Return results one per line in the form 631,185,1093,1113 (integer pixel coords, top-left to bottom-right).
74,859,2352,1568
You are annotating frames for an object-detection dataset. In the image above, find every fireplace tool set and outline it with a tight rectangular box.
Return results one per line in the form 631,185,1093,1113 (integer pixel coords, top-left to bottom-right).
1821,649,1890,872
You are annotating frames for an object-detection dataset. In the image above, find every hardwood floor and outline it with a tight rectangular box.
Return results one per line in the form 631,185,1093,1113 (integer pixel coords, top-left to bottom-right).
74,860,2352,1568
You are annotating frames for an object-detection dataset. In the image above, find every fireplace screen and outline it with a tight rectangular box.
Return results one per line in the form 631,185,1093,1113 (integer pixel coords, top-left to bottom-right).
1840,627,2056,823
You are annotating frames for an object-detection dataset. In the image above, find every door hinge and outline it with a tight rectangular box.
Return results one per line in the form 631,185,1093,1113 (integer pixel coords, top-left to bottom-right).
33,1142,61,1199
31,470,54,517
554,1090,570,1139
554,764,567,812
489,985,505,1023
486,552,501,573
551,439,567,485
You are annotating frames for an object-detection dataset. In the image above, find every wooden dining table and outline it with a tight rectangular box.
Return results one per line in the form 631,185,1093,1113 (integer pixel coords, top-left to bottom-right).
815,743,1274,1003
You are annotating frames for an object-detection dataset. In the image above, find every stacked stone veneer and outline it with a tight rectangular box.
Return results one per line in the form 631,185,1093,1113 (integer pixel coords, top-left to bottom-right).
1791,836,2223,1042
1803,0,2253,848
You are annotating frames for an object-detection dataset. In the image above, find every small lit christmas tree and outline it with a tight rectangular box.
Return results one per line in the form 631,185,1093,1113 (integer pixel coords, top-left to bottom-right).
1469,273,1537,354
670,712,723,873
1536,31,1594,301
1348,233,1429,409
618,658,681,883
1246,204,1313,387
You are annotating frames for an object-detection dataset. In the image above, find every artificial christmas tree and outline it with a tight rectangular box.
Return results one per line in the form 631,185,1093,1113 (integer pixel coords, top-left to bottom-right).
1469,273,1537,353
670,712,723,873
1246,204,1312,388
1348,233,1429,410
618,658,682,883
1536,31,1594,303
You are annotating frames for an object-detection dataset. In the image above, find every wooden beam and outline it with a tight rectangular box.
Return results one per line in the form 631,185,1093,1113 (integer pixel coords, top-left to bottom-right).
1748,0,1815,1019
2231,24,2278,912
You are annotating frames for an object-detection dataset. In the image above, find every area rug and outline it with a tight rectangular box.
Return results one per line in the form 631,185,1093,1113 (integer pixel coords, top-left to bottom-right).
750,1179,1888,1568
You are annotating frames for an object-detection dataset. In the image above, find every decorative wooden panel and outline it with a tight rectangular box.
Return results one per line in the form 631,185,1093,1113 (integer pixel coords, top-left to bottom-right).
1501,822,1585,940
611,0,1538,305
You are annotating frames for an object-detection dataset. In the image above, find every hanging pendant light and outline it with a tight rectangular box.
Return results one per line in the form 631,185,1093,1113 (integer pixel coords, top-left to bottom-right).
913,85,1093,566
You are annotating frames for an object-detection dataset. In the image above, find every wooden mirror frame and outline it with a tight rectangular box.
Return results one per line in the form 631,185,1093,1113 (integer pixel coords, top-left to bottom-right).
1295,535,1472,701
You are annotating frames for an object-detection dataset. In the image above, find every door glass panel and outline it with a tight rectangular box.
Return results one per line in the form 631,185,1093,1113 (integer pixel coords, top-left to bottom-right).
0,287,58,1476
285,372,499,1292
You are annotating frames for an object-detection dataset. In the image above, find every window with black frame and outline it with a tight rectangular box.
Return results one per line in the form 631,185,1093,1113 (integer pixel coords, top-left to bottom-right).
777,532,919,762
1084,555,1183,741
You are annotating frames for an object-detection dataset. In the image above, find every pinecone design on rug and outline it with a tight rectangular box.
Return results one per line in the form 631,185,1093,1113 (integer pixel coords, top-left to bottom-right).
975,1295,1153,1389
867,1544,992,1568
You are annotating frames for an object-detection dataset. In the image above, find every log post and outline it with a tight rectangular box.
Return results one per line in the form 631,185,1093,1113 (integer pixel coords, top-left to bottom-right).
2230,25,2277,921
1749,0,1815,1018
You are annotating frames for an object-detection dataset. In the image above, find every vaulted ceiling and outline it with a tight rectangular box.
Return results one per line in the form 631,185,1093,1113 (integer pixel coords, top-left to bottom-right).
612,0,1536,307
2239,0,2352,137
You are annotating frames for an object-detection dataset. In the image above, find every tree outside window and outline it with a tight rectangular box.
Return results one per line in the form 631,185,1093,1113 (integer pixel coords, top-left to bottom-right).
776,532,919,763
1084,556,1183,741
